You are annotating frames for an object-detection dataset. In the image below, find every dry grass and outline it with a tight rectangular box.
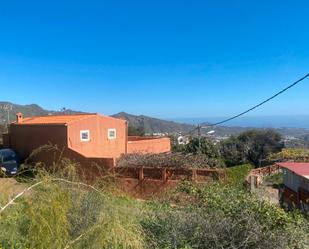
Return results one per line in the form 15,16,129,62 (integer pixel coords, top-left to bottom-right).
0,178,27,207
0,152,146,249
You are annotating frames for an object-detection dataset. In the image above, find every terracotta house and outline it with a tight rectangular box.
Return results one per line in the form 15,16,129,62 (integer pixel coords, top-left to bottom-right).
3,113,170,166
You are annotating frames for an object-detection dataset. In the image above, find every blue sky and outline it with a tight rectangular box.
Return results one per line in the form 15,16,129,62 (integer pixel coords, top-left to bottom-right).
0,0,308,119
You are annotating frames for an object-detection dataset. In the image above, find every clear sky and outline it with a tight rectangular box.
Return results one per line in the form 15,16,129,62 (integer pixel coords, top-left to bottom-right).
0,0,308,119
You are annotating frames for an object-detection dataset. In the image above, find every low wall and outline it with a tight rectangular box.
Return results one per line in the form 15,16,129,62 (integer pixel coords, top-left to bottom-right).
20,144,223,198
113,166,225,198
114,166,224,181
127,137,171,154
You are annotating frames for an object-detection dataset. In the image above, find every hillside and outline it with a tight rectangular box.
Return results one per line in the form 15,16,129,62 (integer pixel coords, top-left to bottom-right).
1,102,309,139
0,102,82,124
0,102,48,123
112,112,195,134
111,112,309,138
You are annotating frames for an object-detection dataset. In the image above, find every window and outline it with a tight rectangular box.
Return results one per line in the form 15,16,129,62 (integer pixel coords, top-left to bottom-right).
108,128,116,139
80,130,90,142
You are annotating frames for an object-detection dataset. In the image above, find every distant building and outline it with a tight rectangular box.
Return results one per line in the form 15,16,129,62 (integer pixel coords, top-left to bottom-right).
3,113,170,167
277,162,309,212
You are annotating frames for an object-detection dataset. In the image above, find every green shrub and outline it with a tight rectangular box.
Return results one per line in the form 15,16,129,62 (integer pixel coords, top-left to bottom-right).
143,182,309,249
225,164,253,187
264,173,283,186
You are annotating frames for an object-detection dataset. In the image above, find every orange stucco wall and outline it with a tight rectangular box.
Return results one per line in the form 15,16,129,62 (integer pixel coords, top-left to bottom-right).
127,137,171,154
67,115,128,159
7,124,68,159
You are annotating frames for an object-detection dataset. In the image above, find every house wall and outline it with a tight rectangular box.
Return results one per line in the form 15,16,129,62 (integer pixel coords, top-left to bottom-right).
283,168,303,192
280,169,309,212
2,133,10,148
7,124,68,160
127,137,171,154
67,115,128,159
30,147,114,179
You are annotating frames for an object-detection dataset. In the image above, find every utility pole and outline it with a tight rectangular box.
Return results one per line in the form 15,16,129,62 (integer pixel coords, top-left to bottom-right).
197,124,201,154
2,104,13,133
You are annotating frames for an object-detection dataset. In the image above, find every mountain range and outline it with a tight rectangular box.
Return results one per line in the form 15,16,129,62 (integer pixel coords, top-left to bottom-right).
1,102,309,138
112,112,195,134
0,102,82,124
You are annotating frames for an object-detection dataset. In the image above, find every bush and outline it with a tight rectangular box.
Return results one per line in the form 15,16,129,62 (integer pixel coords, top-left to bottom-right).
225,164,254,187
0,161,145,249
143,183,309,249
268,148,309,162
116,152,224,168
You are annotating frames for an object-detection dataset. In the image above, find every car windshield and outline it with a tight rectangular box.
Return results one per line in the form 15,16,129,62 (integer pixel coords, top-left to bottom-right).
0,150,17,162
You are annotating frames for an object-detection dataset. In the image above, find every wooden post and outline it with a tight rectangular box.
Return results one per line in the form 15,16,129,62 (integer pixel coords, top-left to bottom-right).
139,167,144,181
250,175,256,191
192,169,197,182
162,168,167,181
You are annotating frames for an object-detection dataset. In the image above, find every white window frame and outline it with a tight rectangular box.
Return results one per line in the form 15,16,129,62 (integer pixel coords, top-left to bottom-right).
80,130,90,142
108,128,116,140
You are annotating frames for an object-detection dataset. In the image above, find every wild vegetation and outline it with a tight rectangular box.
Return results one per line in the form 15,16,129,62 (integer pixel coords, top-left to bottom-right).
0,160,145,249
144,182,308,249
1,128,309,248
119,129,289,170
220,129,284,167
268,148,309,162
0,159,308,249
117,152,223,168
170,129,284,168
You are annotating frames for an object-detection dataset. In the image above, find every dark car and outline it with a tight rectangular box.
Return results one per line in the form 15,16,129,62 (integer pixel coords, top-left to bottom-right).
0,149,20,176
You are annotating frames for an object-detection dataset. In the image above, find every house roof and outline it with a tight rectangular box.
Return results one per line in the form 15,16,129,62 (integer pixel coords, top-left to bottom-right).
277,162,309,177
13,114,97,125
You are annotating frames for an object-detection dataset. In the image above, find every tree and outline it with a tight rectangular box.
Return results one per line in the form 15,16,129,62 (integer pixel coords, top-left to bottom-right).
185,137,220,159
220,129,284,167
128,125,145,136
219,135,246,166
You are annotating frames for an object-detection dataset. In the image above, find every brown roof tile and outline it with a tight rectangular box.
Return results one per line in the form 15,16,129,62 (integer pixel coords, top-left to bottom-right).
14,114,96,125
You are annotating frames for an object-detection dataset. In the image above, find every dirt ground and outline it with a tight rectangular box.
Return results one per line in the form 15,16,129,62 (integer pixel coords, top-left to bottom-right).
253,182,279,205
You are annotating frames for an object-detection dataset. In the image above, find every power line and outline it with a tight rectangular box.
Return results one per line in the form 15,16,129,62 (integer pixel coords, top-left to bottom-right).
185,73,309,135
208,73,309,127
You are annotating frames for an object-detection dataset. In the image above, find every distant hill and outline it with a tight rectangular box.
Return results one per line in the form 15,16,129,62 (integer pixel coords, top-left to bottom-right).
0,102,82,124
112,112,195,134
112,112,309,138
1,102,309,139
